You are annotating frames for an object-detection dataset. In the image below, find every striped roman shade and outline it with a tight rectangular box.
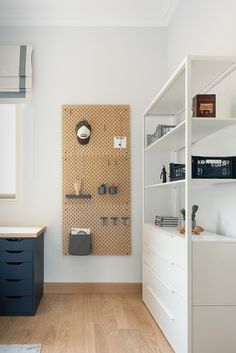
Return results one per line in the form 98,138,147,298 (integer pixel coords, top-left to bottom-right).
0,45,32,102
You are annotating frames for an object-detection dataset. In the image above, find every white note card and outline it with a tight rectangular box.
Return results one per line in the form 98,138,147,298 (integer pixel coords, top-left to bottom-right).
114,136,127,148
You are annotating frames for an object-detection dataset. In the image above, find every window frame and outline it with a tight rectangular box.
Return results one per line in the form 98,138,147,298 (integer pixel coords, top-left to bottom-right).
0,104,23,204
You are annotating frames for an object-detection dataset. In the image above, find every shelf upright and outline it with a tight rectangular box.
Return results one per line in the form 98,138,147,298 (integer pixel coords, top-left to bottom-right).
185,56,192,353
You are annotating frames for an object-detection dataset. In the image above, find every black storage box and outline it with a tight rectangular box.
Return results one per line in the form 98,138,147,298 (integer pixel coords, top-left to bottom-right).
169,156,236,181
192,156,236,179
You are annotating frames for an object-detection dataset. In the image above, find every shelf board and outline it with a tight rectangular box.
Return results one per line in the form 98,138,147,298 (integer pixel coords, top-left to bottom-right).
144,223,236,242
144,178,236,189
193,178,236,186
144,56,236,116
65,194,92,199
145,118,236,152
144,180,185,189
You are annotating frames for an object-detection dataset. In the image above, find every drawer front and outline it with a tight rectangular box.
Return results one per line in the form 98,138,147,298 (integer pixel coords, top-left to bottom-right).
0,279,32,296
0,262,32,279
143,244,186,300
143,285,187,353
0,296,33,315
0,238,33,251
143,284,175,347
143,263,185,318
143,224,174,258
0,250,32,263
143,224,185,268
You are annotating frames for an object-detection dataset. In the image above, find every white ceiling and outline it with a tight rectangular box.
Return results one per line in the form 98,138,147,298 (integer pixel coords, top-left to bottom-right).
0,0,180,27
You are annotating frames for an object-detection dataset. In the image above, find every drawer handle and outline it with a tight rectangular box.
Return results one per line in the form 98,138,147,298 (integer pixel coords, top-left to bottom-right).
6,250,23,254
6,238,23,242
6,296,23,299
6,262,23,265
5,279,23,282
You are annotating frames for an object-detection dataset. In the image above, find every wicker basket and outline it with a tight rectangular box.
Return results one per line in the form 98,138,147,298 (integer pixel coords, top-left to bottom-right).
147,124,176,146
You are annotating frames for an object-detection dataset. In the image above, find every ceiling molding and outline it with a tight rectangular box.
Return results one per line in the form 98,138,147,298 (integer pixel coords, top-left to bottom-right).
0,1,180,27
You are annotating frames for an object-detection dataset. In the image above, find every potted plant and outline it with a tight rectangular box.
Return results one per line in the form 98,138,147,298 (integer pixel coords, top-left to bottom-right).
180,205,198,228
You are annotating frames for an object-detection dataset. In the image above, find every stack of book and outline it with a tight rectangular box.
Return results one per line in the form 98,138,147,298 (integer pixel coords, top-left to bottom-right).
155,216,179,227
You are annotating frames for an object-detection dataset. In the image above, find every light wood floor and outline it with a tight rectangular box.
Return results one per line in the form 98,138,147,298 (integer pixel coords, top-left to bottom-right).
0,294,174,353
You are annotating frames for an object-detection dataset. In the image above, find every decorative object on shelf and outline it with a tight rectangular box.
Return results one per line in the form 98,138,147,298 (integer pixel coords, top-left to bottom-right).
74,178,82,195
98,183,107,194
169,162,185,181
177,225,204,235
147,124,176,147
109,184,118,194
68,230,92,255
121,216,130,225
180,205,199,228
160,165,167,183
155,215,179,227
192,94,216,118
192,155,236,179
75,120,92,145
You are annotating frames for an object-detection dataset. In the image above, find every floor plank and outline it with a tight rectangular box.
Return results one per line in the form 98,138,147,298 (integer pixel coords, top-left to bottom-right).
0,294,174,353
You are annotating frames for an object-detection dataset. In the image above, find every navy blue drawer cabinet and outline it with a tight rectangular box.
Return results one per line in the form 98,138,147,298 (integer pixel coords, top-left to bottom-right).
0,231,44,316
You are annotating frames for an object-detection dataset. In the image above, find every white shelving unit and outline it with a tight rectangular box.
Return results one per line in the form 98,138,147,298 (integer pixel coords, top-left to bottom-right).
142,56,236,353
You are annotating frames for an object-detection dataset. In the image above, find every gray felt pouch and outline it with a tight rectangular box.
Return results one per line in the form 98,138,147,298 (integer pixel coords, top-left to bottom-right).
69,231,92,255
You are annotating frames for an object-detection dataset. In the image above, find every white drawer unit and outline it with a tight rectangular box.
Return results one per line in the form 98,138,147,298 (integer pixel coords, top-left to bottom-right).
142,225,236,353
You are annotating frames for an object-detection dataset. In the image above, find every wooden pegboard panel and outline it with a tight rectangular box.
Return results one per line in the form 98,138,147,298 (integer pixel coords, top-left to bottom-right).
62,105,131,256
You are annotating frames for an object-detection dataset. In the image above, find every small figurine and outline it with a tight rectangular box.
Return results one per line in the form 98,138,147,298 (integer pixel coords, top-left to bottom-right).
160,165,167,183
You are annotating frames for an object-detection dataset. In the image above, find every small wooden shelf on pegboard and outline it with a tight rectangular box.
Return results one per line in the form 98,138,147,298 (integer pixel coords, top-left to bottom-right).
65,194,92,199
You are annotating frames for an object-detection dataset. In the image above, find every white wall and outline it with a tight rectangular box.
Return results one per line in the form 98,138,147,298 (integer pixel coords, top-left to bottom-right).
0,27,168,282
168,0,236,73
168,0,236,238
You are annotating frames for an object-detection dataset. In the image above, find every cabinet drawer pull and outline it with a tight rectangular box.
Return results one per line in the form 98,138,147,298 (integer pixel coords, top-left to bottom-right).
5,279,23,282
6,296,23,299
6,250,23,254
6,262,23,265
6,238,23,242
